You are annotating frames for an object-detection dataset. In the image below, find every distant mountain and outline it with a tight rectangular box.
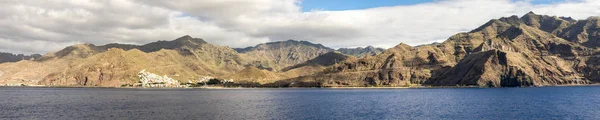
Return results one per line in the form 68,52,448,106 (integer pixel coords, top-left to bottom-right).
0,52,41,63
283,12,600,87
235,40,335,71
37,35,210,61
337,46,385,57
282,51,354,72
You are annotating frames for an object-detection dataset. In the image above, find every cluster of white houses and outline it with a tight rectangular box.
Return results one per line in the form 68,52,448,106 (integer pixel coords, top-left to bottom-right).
137,70,186,88
136,70,234,88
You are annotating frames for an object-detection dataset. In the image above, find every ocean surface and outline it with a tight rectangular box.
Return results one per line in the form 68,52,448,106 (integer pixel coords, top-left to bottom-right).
1,87,600,120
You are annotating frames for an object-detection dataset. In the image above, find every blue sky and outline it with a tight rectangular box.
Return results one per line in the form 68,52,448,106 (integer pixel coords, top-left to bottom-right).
301,0,568,11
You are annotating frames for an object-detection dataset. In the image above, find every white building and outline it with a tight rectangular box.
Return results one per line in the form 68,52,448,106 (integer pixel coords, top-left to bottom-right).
137,70,183,88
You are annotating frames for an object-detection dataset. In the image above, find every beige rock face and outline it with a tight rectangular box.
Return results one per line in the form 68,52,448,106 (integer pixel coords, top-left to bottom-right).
429,50,586,87
0,36,338,86
283,12,600,87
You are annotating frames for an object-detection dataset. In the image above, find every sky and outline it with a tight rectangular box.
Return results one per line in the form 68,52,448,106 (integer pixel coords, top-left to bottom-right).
0,0,599,54
301,0,570,11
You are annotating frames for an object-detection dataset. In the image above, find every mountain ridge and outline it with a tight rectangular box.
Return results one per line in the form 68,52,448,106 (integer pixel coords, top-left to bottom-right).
2,12,600,87
0,35,362,86
279,12,600,87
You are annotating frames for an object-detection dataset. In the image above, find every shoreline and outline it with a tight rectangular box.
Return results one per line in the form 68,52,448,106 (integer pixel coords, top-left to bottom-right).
2,84,600,89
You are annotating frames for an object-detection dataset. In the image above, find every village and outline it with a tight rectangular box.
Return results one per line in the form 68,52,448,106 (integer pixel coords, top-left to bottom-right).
133,70,234,88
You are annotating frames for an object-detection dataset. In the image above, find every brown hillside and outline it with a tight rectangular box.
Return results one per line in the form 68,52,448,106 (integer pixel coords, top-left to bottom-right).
283,12,600,87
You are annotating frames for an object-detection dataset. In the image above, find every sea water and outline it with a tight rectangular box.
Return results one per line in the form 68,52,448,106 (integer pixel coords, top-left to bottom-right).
1,87,599,119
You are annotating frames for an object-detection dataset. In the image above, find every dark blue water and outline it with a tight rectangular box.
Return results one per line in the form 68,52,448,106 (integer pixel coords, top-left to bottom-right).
1,87,600,120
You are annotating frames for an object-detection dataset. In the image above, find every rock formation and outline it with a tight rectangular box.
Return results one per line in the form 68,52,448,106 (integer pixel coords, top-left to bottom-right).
284,12,600,87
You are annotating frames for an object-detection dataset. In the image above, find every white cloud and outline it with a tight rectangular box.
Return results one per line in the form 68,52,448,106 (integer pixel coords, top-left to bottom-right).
0,0,599,54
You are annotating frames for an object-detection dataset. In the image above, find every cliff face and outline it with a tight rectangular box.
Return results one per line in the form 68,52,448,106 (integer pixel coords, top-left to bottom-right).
283,12,600,87
429,50,586,87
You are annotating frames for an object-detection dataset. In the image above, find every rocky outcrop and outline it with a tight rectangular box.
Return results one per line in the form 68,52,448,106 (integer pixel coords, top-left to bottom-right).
429,50,586,87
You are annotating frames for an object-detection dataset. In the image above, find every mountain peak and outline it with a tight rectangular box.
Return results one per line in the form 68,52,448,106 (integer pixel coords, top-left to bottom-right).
525,11,536,16
521,11,539,21
234,40,332,53
281,39,316,45
261,40,332,50
175,35,193,40
173,35,206,44
395,43,412,48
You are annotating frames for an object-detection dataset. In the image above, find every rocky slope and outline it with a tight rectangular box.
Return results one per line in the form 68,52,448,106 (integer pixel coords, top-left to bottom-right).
235,40,334,71
3,36,245,86
337,46,385,57
0,36,338,86
282,12,600,87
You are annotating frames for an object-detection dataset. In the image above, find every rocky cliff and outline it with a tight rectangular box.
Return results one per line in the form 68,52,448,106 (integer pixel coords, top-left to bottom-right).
282,12,600,87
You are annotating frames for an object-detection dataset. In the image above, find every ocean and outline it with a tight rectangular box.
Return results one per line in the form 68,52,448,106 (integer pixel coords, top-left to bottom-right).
1,87,600,119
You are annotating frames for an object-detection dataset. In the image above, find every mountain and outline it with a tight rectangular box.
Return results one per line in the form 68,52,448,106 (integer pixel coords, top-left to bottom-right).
0,52,42,63
2,12,600,88
8,36,244,86
235,40,334,71
282,12,600,87
0,36,337,86
37,35,211,60
337,46,385,57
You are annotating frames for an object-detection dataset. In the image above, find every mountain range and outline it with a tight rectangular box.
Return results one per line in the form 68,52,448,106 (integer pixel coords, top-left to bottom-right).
0,35,377,86
0,12,598,87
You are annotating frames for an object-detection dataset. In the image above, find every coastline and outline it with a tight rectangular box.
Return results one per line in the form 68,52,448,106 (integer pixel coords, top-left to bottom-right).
2,84,600,89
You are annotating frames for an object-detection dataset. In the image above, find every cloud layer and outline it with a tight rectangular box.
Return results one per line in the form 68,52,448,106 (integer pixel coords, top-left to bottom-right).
0,0,599,54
